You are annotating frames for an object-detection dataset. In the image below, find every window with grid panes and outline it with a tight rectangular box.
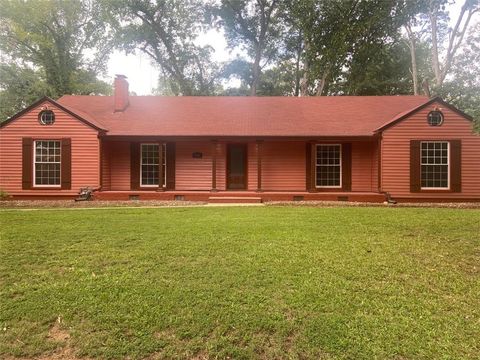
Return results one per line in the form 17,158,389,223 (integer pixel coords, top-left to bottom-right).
140,144,166,186
421,141,449,189
34,140,61,186
316,144,342,187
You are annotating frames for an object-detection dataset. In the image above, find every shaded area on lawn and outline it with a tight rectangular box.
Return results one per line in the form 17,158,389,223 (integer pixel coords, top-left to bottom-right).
1,207,479,359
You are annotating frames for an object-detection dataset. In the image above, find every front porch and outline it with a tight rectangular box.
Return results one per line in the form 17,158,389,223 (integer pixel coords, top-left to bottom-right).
95,190,386,203
99,137,383,202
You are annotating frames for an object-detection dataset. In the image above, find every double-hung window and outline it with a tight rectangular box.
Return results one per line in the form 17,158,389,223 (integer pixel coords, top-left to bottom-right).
34,140,61,186
316,144,342,188
140,143,166,187
421,141,449,189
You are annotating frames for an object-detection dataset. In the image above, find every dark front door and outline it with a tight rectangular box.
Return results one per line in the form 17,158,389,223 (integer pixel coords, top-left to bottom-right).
227,144,247,190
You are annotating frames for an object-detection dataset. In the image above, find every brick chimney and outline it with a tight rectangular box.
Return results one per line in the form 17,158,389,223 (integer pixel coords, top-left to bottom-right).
114,74,129,112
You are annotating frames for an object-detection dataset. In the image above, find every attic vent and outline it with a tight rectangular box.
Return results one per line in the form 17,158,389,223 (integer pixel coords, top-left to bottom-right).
428,111,444,126
38,110,55,125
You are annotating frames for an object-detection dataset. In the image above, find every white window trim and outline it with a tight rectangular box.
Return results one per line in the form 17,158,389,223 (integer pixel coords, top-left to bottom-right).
33,140,61,188
140,143,166,188
315,144,342,189
420,141,450,190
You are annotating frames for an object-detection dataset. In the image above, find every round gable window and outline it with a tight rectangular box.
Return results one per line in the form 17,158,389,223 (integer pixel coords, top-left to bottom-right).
427,111,444,126
39,110,55,125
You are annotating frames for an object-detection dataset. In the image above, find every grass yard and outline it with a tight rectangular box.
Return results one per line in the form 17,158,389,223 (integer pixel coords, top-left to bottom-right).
0,206,479,359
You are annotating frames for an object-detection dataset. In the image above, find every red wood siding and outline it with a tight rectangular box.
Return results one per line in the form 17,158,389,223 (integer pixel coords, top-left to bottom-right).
261,141,305,191
215,142,227,191
101,141,111,190
372,141,379,192
175,141,213,190
0,101,99,195
248,142,258,190
351,141,378,192
381,101,480,199
104,141,131,191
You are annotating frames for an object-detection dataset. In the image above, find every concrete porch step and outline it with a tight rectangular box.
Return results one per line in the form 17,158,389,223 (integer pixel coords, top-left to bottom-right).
208,196,263,204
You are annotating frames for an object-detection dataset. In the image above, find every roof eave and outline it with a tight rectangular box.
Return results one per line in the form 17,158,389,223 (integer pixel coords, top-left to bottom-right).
100,134,379,140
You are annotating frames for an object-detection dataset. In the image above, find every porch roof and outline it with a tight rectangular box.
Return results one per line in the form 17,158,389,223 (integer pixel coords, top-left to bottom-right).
57,95,429,137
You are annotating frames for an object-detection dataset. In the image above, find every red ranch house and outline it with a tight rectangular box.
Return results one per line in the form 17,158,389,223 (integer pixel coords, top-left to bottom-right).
1,75,479,203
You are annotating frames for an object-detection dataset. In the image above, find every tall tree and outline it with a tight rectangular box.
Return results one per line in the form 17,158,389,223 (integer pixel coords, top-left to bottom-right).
288,0,413,96
335,41,414,96
428,0,479,88
105,0,219,96
404,21,422,95
214,0,283,96
0,63,49,121
400,0,429,95
404,0,479,94
0,0,112,97
437,22,480,129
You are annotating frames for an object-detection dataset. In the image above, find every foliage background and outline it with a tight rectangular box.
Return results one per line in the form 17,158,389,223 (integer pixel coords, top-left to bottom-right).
0,0,478,128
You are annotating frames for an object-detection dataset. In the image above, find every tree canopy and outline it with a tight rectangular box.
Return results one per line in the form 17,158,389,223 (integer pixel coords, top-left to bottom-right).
0,0,112,119
0,0,478,125
104,0,220,96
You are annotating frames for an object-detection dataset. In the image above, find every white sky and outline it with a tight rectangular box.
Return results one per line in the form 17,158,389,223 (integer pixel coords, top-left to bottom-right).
106,29,238,95
105,2,471,95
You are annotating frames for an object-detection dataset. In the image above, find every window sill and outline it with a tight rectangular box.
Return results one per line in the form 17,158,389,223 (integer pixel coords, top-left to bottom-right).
418,188,454,193
32,186,62,190
138,186,166,190
313,187,346,192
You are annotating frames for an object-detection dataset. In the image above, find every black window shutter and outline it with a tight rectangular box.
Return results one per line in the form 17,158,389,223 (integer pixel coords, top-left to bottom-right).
166,142,176,190
61,138,72,190
305,142,312,191
342,143,352,191
22,138,33,190
410,140,421,192
130,142,140,190
450,140,462,192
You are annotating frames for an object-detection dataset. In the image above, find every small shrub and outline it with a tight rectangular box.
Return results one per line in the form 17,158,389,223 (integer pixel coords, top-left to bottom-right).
0,189,10,200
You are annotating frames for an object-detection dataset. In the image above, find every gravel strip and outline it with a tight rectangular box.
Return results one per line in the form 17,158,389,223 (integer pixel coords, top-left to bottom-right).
264,200,480,209
1,199,479,210
0,200,206,209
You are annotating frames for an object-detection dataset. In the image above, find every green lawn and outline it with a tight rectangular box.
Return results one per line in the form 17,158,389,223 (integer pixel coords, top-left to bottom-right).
1,206,479,359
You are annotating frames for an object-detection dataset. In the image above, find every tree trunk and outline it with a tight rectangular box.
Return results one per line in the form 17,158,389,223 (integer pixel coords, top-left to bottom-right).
315,70,329,96
422,79,431,97
300,39,310,96
405,24,419,95
429,4,442,87
294,35,302,96
250,47,262,96
440,1,476,85
409,44,419,96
